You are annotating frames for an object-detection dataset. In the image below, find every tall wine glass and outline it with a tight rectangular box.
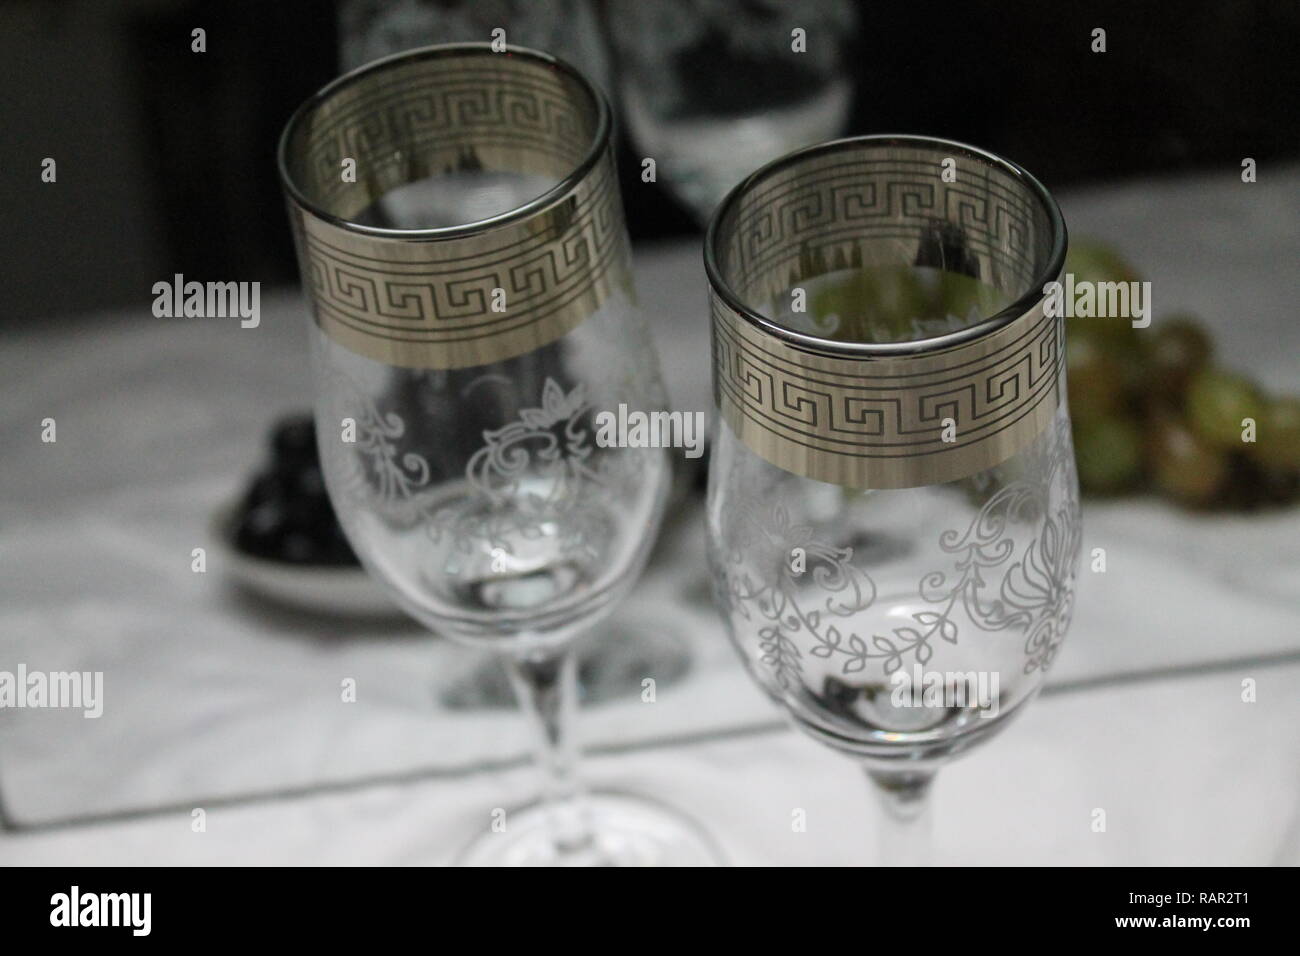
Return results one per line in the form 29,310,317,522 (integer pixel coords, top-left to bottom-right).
278,44,720,865
336,4,697,712
703,134,1079,864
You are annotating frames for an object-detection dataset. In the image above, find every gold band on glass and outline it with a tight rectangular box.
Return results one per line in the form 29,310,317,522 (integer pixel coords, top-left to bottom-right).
279,44,627,370
706,136,1067,490
711,294,1062,488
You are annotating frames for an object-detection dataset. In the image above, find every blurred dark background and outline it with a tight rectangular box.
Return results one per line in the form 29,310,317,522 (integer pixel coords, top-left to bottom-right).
3,0,1297,322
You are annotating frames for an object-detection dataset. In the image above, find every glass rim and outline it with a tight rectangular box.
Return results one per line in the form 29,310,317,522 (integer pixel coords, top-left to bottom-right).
276,42,613,242
703,133,1068,358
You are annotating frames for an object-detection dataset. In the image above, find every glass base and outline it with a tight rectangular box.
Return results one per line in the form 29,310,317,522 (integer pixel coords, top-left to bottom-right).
456,791,724,866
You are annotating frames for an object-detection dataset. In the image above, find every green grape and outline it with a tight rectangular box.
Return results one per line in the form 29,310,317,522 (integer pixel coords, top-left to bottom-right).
927,269,1008,323
1066,239,1143,288
1147,413,1228,507
1247,396,1300,471
1074,416,1144,494
810,266,928,343
1063,239,1147,392
1186,368,1266,449
1145,314,1212,401
1064,240,1143,345
1065,328,1125,423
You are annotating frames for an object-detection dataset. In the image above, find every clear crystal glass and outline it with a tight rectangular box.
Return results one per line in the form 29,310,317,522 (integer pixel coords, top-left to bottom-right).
337,3,697,709
339,0,612,96
606,0,857,223
703,134,1079,864
279,44,720,865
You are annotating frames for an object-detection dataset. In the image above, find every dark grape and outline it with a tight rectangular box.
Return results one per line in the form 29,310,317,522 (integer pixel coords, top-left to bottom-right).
279,530,318,564
288,461,327,500
234,415,360,566
233,496,288,558
270,414,317,463
241,472,288,509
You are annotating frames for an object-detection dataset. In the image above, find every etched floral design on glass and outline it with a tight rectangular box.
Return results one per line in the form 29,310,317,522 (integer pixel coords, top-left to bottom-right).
281,44,721,866
704,134,1076,864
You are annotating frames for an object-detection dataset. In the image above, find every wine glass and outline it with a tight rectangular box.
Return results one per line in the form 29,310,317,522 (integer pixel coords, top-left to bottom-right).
604,0,857,223
339,0,612,98
703,134,1079,864
335,3,699,710
278,43,721,865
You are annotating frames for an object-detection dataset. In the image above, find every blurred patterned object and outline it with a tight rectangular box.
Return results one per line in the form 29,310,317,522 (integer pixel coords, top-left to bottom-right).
338,0,612,96
605,0,855,221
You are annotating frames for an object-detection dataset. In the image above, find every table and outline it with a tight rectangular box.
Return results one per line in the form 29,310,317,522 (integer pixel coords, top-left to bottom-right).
2,165,1298,865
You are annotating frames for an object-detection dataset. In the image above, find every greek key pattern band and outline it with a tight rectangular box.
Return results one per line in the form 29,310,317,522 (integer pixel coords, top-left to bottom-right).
290,151,625,370
282,48,626,370
711,293,1063,489
719,153,1043,322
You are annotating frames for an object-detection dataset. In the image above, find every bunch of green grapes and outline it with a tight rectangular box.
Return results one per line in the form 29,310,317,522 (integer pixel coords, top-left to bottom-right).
1067,240,1300,509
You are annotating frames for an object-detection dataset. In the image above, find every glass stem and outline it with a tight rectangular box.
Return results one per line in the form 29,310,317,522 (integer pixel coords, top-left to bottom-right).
504,646,594,854
866,768,935,866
